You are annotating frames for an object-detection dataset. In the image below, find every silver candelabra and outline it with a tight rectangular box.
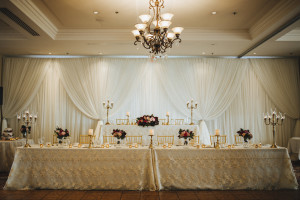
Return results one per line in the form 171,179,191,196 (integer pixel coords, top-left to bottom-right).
187,99,197,125
102,100,113,125
264,109,285,148
17,110,37,148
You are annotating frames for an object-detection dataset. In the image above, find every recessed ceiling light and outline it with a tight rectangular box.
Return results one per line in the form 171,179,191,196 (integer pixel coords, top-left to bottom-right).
48,52,52,54
93,11,99,15
98,52,103,55
202,52,206,55
212,11,217,15
253,52,256,55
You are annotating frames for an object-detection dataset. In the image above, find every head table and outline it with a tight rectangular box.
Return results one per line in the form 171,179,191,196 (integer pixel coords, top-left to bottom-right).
4,145,298,190
99,125,211,145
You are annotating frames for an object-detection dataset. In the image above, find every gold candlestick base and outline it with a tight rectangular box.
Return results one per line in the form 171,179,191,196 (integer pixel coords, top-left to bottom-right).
24,143,31,148
214,135,220,149
270,144,277,148
105,122,111,125
88,135,93,149
189,122,194,125
149,135,153,149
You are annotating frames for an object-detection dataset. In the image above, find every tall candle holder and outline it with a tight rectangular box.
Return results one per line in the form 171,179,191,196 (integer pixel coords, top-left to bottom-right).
102,100,113,125
88,135,93,149
149,135,153,149
264,109,285,148
17,110,37,148
126,112,130,125
166,112,170,125
187,99,197,125
214,135,220,149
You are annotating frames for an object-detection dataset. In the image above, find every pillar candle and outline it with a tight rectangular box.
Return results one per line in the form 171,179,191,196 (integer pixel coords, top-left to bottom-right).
88,129,93,136
215,129,220,136
149,129,154,136
166,112,169,116
126,112,130,116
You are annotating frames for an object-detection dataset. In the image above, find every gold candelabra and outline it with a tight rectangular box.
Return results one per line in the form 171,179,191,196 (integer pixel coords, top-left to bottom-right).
166,112,170,125
126,112,130,125
214,135,220,149
102,100,113,125
264,109,285,148
17,110,37,148
187,99,197,125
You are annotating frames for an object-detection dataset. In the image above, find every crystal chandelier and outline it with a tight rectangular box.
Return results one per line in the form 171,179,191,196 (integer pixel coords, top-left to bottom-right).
132,0,184,55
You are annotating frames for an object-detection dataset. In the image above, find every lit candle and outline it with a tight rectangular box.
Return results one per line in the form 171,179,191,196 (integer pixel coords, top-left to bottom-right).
17,114,21,120
166,112,169,116
149,129,154,136
215,129,220,136
187,101,189,104
88,129,93,136
126,112,130,116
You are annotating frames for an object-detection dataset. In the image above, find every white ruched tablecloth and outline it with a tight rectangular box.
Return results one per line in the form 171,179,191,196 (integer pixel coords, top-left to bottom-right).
287,137,300,160
153,146,298,190
0,139,28,172
4,146,156,190
99,125,210,145
4,145,298,190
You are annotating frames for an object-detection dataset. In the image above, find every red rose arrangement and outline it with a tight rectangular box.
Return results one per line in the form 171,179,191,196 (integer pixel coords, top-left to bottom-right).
237,128,253,142
136,115,159,127
54,127,70,139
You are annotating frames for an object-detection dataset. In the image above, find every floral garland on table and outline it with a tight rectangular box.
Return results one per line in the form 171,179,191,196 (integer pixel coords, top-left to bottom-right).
136,115,159,127
178,129,194,140
112,129,127,144
237,128,253,142
20,125,31,138
54,127,70,139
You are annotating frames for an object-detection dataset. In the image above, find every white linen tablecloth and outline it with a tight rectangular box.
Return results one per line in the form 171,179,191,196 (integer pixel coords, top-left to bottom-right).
0,140,27,172
99,125,210,145
4,145,298,190
4,146,155,190
153,146,298,190
287,137,300,160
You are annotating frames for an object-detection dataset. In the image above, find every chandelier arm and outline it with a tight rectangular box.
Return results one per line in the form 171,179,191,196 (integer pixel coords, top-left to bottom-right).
142,41,151,50
134,40,141,45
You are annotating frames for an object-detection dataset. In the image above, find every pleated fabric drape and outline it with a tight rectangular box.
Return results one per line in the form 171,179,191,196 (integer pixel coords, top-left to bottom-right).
2,57,299,146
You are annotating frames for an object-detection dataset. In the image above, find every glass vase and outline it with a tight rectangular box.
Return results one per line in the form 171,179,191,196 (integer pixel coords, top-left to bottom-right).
58,138,63,147
184,138,188,146
243,139,249,148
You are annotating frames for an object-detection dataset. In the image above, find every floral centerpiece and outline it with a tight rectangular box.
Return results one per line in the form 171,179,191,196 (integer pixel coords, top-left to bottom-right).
20,125,31,138
136,115,159,127
178,129,194,145
54,127,70,143
237,128,253,143
112,129,127,144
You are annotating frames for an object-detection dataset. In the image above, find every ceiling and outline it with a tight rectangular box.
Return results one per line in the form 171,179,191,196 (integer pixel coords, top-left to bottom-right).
0,0,300,57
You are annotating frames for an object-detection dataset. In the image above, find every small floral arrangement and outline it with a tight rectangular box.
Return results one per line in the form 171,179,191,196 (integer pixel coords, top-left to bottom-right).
178,129,194,140
54,127,70,139
136,115,159,127
237,128,253,142
112,129,127,140
20,125,31,138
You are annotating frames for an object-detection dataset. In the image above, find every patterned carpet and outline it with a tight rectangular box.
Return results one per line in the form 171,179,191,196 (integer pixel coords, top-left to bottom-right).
292,160,300,189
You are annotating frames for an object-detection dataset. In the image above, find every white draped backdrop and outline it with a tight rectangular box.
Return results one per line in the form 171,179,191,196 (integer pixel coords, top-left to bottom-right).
1,57,299,147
